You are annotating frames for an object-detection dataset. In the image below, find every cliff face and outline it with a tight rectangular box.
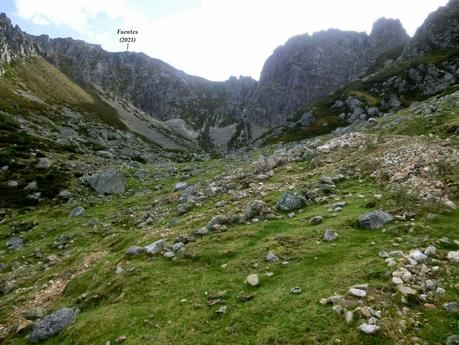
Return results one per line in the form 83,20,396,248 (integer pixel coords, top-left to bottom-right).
31,18,410,130
0,13,36,74
402,0,459,59
251,18,409,125
1,0,456,151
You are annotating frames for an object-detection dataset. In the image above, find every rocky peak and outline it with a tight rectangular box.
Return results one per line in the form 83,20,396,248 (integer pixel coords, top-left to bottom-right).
251,19,409,126
0,13,36,74
401,0,459,59
370,18,410,52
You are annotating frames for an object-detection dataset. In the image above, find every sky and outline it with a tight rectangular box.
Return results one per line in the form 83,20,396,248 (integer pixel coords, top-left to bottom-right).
1,0,450,81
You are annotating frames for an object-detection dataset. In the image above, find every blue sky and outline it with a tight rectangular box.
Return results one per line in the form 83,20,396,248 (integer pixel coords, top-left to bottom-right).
1,0,450,81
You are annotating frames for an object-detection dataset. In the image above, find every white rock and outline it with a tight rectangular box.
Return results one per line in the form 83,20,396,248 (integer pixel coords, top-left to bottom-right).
392,277,403,285
347,288,367,298
246,274,260,287
424,245,436,256
359,323,380,334
344,311,353,324
410,249,427,262
447,251,459,263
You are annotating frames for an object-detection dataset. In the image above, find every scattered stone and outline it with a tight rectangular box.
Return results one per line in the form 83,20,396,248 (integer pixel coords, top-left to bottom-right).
86,170,125,194
410,249,427,262
174,182,188,191
397,285,417,296
265,251,279,262
447,251,459,263
424,245,436,256
6,236,23,251
172,242,184,252
144,239,166,255
244,200,273,220
115,335,127,343
332,305,343,314
323,230,338,242
246,274,260,287
347,288,366,298
309,216,323,225
59,190,74,200
425,280,436,291
126,246,144,256
358,210,393,229
344,311,353,324
24,181,37,191
35,157,52,169
70,207,85,217
216,306,227,315
325,295,342,304
378,251,389,258
359,323,379,334
22,307,46,320
30,308,79,343
236,293,254,302
6,180,18,187
392,277,403,285
443,302,459,314
446,335,459,345
277,192,305,211
194,228,209,237
291,287,302,294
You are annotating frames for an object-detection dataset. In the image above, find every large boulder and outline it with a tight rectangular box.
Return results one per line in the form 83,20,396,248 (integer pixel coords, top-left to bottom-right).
358,210,393,229
244,200,273,220
144,239,166,255
277,192,306,211
85,170,125,195
30,308,79,343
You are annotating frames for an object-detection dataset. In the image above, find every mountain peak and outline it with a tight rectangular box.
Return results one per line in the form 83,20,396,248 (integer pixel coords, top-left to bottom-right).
401,0,459,58
370,17,410,51
0,12,36,73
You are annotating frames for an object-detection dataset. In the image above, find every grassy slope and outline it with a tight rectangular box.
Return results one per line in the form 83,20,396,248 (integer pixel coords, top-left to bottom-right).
261,48,459,146
0,124,458,345
0,56,126,130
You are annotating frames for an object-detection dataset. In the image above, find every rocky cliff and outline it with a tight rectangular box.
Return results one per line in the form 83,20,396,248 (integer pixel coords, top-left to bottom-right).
0,13,36,75
1,0,457,151
252,18,409,125
402,0,459,59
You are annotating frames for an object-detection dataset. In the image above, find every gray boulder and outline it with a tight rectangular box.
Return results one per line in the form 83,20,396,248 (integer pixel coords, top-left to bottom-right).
446,335,459,345
30,308,79,343
443,302,459,314
358,210,393,229
323,230,338,241
86,170,125,195
144,239,166,255
277,192,306,211
174,182,188,191
70,206,85,217
244,200,273,220
35,158,52,169
299,113,315,126
126,246,144,256
6,236,23,251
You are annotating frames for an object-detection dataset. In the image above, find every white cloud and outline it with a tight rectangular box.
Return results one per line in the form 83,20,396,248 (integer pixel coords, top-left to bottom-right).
14,0,145,36
13,0,450,81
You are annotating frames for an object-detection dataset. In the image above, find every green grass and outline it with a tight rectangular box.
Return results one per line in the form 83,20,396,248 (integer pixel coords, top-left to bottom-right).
1,154,458,345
